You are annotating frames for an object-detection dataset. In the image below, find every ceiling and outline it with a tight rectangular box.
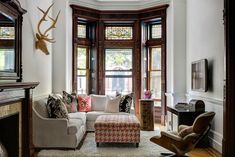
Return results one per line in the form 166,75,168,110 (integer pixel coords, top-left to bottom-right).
69,0,170,10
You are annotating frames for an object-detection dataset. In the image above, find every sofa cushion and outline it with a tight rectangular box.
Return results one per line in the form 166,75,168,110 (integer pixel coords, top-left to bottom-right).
78,96,91,112
46,95,69,119
119,93,133,113
105,96,121,113
68,112,86,125
62,91,78,113
86,111,129,121
34,98,49,118
67,118,83,135
91,94,107,111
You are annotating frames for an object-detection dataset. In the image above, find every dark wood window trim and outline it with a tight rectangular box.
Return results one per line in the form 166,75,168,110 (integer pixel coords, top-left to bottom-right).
71,4,168,117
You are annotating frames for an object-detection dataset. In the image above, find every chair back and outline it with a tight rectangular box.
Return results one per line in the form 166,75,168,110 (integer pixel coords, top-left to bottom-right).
192,112,215,134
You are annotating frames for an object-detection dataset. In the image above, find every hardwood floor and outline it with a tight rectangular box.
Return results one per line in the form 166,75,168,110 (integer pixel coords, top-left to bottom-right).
188,147,221,157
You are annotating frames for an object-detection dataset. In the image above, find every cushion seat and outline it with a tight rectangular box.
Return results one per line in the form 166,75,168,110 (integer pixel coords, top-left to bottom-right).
86,111,129,121
68,112,86,124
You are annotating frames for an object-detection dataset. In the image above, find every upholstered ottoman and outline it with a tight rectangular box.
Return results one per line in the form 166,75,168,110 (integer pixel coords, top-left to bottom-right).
94,115,140,147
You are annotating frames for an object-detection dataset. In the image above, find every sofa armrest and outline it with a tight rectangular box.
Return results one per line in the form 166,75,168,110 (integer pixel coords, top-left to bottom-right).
33,107,68,133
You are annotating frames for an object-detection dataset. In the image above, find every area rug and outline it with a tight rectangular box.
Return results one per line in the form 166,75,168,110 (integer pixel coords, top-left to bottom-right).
37,130,169,157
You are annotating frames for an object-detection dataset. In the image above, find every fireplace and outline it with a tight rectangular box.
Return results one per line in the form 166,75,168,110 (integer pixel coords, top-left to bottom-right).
0,113,19,157
0,82,39,157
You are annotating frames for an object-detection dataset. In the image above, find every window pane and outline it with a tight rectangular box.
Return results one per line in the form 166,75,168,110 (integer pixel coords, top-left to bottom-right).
0,49,14,71
105,26,133,40
105,71,132,76
77,76,86,94
105,49,132,70
77,24,86,38
105,77,132,95
151,24,161,39
150,71,161,99
0,27,14,39
77,47,87,69
105,49,133,94
77,70,86,76
151,47,161,70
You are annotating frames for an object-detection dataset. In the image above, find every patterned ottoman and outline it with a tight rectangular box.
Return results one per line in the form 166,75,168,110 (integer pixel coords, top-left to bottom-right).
94,115,140,147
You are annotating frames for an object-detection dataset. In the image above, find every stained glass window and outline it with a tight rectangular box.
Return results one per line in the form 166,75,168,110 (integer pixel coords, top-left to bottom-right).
151,24,161,39
105,26,133,40
77,24,86,38
0,27,14,39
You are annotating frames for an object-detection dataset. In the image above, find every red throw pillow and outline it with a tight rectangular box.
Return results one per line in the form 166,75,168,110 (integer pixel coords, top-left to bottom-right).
78,96,91,112
178,126,193,138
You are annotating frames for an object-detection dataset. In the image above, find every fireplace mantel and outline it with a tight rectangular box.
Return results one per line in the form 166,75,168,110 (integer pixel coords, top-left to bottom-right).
0,82,39,157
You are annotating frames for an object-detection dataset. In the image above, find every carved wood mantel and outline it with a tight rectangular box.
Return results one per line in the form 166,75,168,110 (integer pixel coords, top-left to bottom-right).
0,82,39,157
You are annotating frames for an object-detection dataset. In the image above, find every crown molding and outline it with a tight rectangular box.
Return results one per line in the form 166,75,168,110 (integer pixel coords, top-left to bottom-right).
69,0,171,10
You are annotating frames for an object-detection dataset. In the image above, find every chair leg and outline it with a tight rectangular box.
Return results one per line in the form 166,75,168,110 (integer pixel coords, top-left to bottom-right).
160,153,188,157
136,143,139,148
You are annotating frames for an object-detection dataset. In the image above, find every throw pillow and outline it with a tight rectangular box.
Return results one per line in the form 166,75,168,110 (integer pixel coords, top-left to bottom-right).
46,95,69,119
62,91,78,113
178,126,193,138
105,95,122,113
119,93,133,113
78,96,91,112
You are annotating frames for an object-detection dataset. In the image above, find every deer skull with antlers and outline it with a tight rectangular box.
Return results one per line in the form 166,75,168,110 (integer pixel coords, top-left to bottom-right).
35,3,60,55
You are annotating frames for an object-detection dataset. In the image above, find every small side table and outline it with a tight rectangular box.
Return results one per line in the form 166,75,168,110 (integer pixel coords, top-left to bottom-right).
139,99,154,131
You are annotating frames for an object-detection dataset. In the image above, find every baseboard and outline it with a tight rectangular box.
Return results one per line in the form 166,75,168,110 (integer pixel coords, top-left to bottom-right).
208,130,223,153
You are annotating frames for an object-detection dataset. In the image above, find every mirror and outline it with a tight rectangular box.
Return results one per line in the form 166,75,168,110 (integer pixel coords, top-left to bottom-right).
0,12,15,72
0,0,26,82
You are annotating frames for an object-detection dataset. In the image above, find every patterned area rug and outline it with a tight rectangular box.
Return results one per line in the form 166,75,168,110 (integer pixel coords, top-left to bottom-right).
37,130,169,157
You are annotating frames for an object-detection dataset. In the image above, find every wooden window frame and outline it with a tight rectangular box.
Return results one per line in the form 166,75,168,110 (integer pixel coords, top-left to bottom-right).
148,46,162,103
71,4,168,117
76,46,90,94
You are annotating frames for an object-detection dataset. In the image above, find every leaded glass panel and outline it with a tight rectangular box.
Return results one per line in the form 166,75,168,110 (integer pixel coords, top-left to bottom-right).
0,27,14,39
151,24,161,39
77,24,86,38
77,47,87,69
105,26,133,40
151,47,161,70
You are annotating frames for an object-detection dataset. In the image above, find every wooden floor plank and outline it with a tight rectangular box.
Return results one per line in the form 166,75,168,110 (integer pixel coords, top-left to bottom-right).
188,147,221,157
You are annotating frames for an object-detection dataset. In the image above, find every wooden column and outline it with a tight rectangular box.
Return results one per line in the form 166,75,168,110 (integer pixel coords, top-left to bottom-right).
223,0,235,156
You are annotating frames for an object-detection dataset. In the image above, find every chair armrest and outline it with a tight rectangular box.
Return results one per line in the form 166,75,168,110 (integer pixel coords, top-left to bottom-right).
161,131,182,141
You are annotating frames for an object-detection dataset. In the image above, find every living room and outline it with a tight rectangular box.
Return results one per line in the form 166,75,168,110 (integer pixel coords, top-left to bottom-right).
1,0,233,156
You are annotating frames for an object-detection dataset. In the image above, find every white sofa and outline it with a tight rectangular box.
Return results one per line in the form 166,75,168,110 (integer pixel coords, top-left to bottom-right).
32,94,130,148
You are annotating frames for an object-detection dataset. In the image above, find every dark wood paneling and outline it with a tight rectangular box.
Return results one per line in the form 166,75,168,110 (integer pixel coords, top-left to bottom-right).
223,0,235,156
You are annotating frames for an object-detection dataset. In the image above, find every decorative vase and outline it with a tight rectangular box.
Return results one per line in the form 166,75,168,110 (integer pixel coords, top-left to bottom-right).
144,90,152,99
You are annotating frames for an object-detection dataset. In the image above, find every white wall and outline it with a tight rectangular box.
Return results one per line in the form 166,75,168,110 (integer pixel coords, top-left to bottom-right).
19,0,53,98
166,0,187,106
52,0,73,94
186,0,224,153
